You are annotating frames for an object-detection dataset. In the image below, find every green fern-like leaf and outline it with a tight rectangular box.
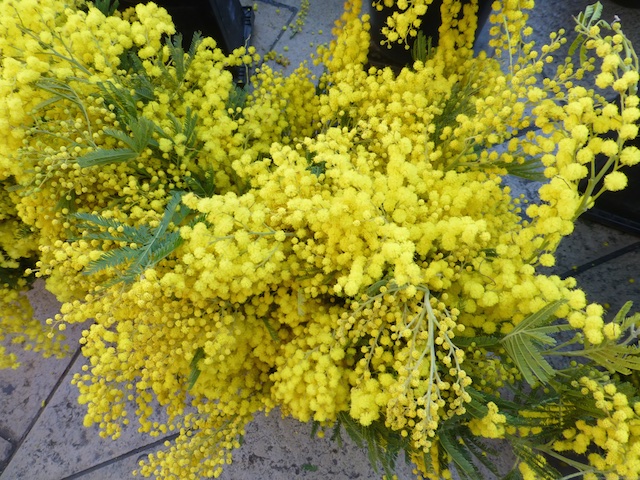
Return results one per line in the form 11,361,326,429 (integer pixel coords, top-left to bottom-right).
335,412,410,479
185,164,216,197
102,117,157,153
78,116,158,169
187,347,205,390
82,246,140,278
157,32,203,89
227,83,249,111
261,317,280,342
74,191,190,286
510,439,561,480
155,107,201,162
76,148,138,168
494,156,546,181
453,335,500,348
98,80,138,122
438,428,480,479
461,434,500,478
35,78,85,111
145,230,183,266
579,302,640,375
501,300,568,386
73,212,150,241
91,0,119,16
570,2,605,65
411,31,433,64
116,191,188,276
586,343,640,375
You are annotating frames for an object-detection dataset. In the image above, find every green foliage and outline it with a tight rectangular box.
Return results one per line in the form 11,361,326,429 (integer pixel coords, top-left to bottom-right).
187,346,205,390
77,36,204,170
91,0,119,16
33,78,93,137
577,302,640,375
332,412,410,479
76,103,200,170
453,335,499,348
98,79,144,124
156,107,201,162
94,32,202,129
510,439,561,480
227,83,249,111
411,31,433,64
261,317,280,342
76,148,139,168
73,190,191,287
570,2,605,65
495,156,547,182
104,117,157,154
302,149,325,177
501,300,569,386
157,33,203,90
438,427,482,479
184,164,216,198
0,257,36,289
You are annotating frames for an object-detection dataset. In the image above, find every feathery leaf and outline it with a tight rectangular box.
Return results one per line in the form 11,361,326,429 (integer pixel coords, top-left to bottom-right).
335,412,410,479
76,148,138,168
74,191,190,286
579,302,640,375
187,347,205,390
438,429,480,479
501,300,566,386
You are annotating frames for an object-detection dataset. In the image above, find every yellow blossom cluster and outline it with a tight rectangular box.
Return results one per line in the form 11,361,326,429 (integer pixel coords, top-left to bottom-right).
553,377,640,480
467,401,506,438
372,0,434,46
0,189,66,367
0,0,639,479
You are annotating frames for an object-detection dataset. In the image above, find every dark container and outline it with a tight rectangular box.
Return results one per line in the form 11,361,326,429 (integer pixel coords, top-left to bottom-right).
609,0,640,8
580,133,640,235
119,0,252,53
118,0,253,82
368,0,493,69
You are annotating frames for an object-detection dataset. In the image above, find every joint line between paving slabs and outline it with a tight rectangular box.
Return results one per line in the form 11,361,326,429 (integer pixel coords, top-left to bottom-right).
256,0,296,10
559,239,640,279
256,0,300,51
61,433,180,480
0,430,15,449
0,346,83,473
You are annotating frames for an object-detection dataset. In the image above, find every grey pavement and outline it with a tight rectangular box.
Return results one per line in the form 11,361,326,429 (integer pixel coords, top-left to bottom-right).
1,1,640,479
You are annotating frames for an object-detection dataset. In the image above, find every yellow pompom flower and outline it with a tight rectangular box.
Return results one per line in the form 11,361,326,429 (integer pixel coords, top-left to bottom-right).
604,171,628,191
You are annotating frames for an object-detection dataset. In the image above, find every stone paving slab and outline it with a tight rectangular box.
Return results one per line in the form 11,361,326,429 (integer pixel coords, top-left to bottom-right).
220,412,422,480
573,247,640,316
0,351,169,480
550,219,640,275
242,0,346,78
0,282,83,445
241,0,299,58
63,441,166,480
0,438,10,469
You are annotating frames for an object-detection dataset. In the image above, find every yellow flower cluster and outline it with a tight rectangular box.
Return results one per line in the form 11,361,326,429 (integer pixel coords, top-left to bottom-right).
0,280,68,369
1,0,639,479
372,0,434,46
554,377,640,480
0,189,66,367
468,401,506,438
